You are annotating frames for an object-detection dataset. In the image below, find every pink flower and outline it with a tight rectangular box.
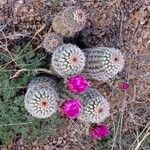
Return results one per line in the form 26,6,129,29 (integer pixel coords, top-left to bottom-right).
67,75,90,94
61,99,82,119
90,124,110,139
119,82,129,90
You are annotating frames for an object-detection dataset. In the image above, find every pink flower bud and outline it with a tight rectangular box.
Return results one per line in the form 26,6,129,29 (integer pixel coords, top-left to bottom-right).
61,99,82,119
67,75,90,94
119,82,129,90
90,124,110,139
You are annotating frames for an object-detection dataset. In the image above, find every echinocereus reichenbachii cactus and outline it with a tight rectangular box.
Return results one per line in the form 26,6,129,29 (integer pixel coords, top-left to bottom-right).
79,88,110,124
58,76,90,101
52,7,86,37
24,76,59,118
83,47,125,82
51,44,86,77
43,32,63,53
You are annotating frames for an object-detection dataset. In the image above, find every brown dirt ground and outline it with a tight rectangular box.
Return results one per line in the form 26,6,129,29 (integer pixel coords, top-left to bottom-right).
0,0,149,149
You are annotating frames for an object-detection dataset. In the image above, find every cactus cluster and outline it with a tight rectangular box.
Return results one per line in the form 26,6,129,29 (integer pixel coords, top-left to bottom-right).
43,32,63,53
51,44,86,77
83,47,125,82
24,76,59,118
52,7,86,37
79,88,110,123
23,5,126,140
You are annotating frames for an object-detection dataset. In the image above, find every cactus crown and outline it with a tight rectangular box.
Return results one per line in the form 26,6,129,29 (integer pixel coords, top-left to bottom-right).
51,44,86,77
52,7,86,37
43,32,63,53
84,47,125,82
79,88,110,123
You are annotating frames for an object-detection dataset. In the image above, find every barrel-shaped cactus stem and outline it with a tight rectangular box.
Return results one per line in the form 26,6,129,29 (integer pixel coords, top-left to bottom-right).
79,88,110,124
51,44,86,77
83,47,125,82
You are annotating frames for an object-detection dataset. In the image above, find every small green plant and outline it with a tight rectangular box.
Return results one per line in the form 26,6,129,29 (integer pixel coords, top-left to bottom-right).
0,44,65,144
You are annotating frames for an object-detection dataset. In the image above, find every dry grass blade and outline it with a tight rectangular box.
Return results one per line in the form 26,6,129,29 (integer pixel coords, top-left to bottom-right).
9,68,54,79
0,122,33,127
129,122,150,150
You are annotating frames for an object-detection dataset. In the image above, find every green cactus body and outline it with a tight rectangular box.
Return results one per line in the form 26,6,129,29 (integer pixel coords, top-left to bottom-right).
52,7,86,37
43,32,63,53
58,80,79,101
51,44,86,77
24,76,59,118
83,47,125,82
79,88,110,123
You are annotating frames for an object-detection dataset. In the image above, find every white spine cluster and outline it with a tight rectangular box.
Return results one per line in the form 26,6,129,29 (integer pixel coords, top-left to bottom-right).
79,88,110,123
52,44,86,77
